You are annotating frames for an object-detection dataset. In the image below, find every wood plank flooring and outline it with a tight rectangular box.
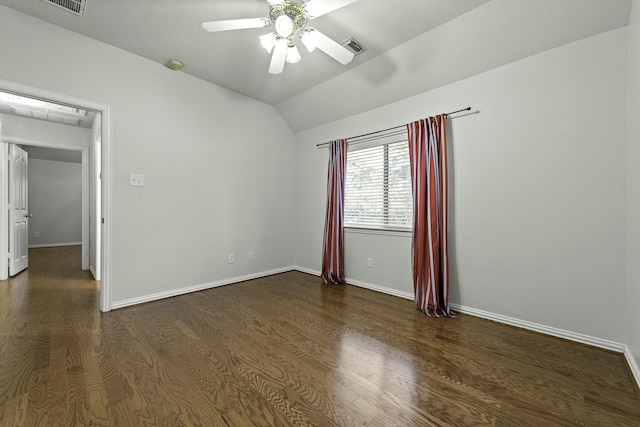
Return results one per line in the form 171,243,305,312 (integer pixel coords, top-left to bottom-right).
1,246,639,425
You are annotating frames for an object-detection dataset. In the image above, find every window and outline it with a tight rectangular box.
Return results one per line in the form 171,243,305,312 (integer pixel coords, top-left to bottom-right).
345,140,412,231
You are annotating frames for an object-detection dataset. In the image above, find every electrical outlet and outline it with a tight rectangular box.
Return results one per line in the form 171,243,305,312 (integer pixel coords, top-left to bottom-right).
367,258,373,268
228,253,235,264
34,231,40,238
249,251,254,261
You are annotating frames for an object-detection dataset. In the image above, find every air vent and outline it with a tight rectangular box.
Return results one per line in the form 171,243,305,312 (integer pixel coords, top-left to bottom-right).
40,0,87,16
341,37,367,56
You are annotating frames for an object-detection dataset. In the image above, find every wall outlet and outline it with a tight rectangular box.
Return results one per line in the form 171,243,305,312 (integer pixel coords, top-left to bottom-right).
34,231,40,238
228,253,235,264
249,251,254,260
367,258,373,268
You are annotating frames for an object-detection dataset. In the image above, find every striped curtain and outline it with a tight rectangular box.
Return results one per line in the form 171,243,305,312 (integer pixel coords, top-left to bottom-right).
321,139,347,284
407,115,453,317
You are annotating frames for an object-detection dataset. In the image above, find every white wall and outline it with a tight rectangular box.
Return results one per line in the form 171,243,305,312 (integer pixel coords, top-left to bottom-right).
0,6,295,304
28,158,82,247
294,28,628,343
626,0,640,371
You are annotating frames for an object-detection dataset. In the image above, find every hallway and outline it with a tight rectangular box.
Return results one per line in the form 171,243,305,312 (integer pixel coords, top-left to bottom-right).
0,246,98,424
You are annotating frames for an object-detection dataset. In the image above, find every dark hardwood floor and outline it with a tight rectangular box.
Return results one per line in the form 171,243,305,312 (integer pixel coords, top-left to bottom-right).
0,246,639,425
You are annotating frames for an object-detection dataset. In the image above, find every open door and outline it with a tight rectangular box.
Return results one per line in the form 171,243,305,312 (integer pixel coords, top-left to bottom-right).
9,144,29,276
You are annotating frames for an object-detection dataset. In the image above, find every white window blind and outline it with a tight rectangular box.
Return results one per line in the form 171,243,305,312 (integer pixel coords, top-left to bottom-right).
345,140,413,230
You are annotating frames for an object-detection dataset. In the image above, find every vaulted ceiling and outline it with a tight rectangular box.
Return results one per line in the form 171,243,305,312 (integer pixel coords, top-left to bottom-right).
0,0,633,131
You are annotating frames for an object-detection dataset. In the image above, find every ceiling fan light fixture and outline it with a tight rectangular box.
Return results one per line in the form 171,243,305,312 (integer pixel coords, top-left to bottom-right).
301,29,319,52
274,14,294,38
260,33,277,53
286,42,301,63
202,0,361,74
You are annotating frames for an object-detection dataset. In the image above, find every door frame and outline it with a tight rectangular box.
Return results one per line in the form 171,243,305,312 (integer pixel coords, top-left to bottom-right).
0,79,112,312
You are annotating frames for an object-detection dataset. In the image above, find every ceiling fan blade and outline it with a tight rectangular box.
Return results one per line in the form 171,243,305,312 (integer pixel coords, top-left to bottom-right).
269,39,288,74
315,30,354,65
202,18,269,32
304,0,359,18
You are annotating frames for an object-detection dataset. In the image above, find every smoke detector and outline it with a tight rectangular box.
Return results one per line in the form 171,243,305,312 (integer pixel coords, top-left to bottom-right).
166,60,184,71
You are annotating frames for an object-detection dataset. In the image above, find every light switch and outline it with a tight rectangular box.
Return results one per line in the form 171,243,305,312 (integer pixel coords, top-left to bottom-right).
129,174,145,187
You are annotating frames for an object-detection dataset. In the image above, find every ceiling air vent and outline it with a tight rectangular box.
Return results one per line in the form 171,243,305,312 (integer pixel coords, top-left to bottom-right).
341,37,367,56
40,0,87,16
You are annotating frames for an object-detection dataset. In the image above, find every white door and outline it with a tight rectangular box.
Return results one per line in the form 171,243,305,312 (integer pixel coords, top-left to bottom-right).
9,144,29,276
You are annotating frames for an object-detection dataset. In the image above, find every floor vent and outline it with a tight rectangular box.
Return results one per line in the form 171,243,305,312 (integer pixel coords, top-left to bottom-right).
40,0,87,16
341,37,367,56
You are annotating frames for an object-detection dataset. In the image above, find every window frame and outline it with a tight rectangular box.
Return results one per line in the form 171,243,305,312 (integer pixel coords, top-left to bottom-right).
344,137,413,233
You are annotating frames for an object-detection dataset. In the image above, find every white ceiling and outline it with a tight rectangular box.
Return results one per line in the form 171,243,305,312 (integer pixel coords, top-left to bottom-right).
0,0,491,105
0,0,633,132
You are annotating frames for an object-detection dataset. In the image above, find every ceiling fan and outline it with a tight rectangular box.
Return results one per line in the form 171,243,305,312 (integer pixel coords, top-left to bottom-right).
202,0,359,74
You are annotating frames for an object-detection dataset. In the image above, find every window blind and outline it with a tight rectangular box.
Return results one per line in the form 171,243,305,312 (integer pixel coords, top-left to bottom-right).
345,140,412,230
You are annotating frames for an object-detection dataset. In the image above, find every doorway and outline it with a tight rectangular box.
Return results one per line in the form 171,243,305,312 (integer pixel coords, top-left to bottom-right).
0,79,112,311
18,144,85,273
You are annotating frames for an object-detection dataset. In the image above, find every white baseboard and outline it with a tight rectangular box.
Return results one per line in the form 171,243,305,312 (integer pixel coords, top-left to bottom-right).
624,346,640,392
29,242,81,248
294,268,628,354
293,266,414,300
200,266,640,387
111,266,295,310
293,266,321,277
449,303,626,353
346,277,414,300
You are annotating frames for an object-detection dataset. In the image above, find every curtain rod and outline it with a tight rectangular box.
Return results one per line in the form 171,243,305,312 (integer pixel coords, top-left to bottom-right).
316,107,471,148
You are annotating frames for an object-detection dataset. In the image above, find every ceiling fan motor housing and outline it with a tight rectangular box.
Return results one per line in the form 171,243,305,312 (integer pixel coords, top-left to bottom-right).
270,1,308,38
